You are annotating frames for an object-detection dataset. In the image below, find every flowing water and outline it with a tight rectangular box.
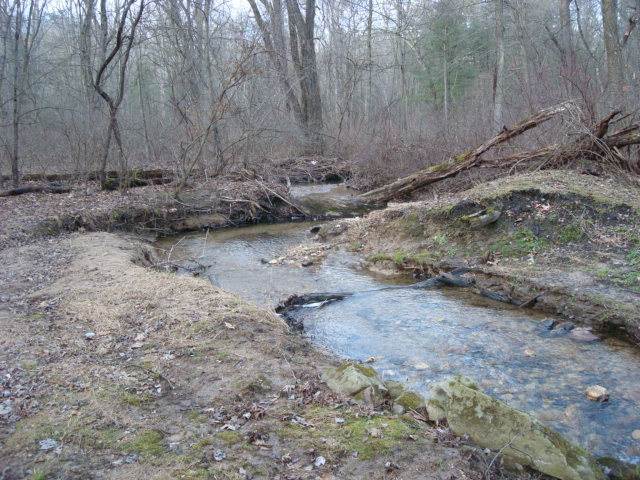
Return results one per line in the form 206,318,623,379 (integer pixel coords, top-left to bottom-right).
157,184,640,464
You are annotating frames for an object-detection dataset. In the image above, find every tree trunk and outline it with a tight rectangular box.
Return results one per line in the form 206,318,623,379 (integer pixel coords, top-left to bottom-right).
601,0,624,91
493,0,505,128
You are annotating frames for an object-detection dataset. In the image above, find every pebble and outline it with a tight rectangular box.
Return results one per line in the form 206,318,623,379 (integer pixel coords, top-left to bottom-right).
213,450,226,462
632,430,640,441
414,363,429,370
541,318,557,330
314,456,326,467
585,385,609,402
85,332,95,339
523,348,536,356
558,322,575,332
570,328,600,342
39,438,58,451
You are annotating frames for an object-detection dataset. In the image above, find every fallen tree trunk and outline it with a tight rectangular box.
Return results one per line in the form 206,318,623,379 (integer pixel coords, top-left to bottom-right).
0,185,72,197
359,102,572,204
481,112,640,174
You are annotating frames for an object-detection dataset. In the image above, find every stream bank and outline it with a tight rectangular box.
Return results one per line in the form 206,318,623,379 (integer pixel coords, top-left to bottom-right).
319,170,640,344
0,232,499,480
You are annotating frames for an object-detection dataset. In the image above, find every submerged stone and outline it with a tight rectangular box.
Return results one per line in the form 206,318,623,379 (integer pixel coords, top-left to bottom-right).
596,457,640,480
426,376,605,480
585,385,609,402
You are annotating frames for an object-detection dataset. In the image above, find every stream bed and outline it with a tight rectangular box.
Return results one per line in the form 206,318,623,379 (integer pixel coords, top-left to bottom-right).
157,185,640,464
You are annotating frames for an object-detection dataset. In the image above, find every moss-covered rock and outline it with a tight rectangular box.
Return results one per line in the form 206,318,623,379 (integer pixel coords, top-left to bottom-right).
395,391,424,410
597,457,640,480
426,376,605,480
322,363,387,398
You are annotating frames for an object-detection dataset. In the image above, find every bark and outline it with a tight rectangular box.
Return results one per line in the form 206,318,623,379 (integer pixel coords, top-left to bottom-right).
601,0,624,91
492,0,505,128
0,184,72,197
559,0,574,66
359,102,572,204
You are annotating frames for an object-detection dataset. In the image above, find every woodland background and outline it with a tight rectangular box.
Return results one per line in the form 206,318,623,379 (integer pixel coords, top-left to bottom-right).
1,0,639,188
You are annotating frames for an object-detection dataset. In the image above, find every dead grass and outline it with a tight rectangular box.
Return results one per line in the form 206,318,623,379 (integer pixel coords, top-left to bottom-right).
0,232,493,479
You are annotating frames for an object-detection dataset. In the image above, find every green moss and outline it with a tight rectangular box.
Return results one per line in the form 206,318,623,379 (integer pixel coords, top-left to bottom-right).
119,391,153,407
348,242,364,251
336,362,377,378
395,391,424,410
368,253,393,263
121,430,164,456
596,268,640,292
557,221,586,243
179,468,211,480
30,471,47,480
216,430,244,446
492,228,550,257
187,411,208,423
191,438,213,451
277,407,421,460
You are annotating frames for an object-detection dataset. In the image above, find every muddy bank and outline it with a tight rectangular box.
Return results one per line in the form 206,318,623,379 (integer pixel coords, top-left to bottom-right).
317,171,640,343
0,232,506,480
0,177,305,252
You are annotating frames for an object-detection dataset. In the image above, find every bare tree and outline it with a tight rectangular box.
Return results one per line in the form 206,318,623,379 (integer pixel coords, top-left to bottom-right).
247,0,324,154
493,0,505,127
80,0,146,186
4,0,48,187
601,0,623,91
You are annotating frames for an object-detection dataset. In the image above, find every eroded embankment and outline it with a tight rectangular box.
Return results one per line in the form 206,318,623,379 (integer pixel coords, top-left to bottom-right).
322,171,640,343
0,178,302,252
0,232,496,480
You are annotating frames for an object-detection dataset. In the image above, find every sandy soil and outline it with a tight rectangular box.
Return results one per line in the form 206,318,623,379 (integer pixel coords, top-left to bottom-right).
0,232,499,480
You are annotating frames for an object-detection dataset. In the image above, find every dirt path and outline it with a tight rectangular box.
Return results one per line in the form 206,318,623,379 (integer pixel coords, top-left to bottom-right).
0,232,496,480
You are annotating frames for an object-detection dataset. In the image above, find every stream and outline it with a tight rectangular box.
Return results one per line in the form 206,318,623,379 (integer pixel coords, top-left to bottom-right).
156,184,640,464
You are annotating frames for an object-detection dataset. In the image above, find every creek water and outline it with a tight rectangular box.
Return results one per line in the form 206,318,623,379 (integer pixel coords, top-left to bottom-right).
156,184,640,464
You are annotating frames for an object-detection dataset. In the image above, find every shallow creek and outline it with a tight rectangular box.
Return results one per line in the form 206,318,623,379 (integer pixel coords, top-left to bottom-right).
156,184,640,464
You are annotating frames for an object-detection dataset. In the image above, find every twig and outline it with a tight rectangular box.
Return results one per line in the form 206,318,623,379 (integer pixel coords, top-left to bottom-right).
252,178,312,217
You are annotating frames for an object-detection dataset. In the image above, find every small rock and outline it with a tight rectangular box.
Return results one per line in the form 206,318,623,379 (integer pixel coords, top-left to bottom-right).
632,429,640,440
334,417,345,424
313,456,326,467
570,328,599,342
301,258,313,267
585,385,609,402
541,318,557,330
124,455,138,463
364,356,376,363
85,332,95,339
39,438,58,451
268,259,279,265
523,349,535,357
213,450,226,462
130,342,143,349
558,322,574,332
414,363,429,370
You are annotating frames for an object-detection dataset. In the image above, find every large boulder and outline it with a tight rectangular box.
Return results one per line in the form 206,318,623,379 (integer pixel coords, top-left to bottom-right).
322,363,387,398
426,376,605,480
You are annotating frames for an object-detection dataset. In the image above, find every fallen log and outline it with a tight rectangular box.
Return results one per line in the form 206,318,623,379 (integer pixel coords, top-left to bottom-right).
0,185,72,197
359,101,572,204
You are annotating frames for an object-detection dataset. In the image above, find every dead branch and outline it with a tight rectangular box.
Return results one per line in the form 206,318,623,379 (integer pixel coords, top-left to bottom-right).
359,101,572,204
0,185,72,197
